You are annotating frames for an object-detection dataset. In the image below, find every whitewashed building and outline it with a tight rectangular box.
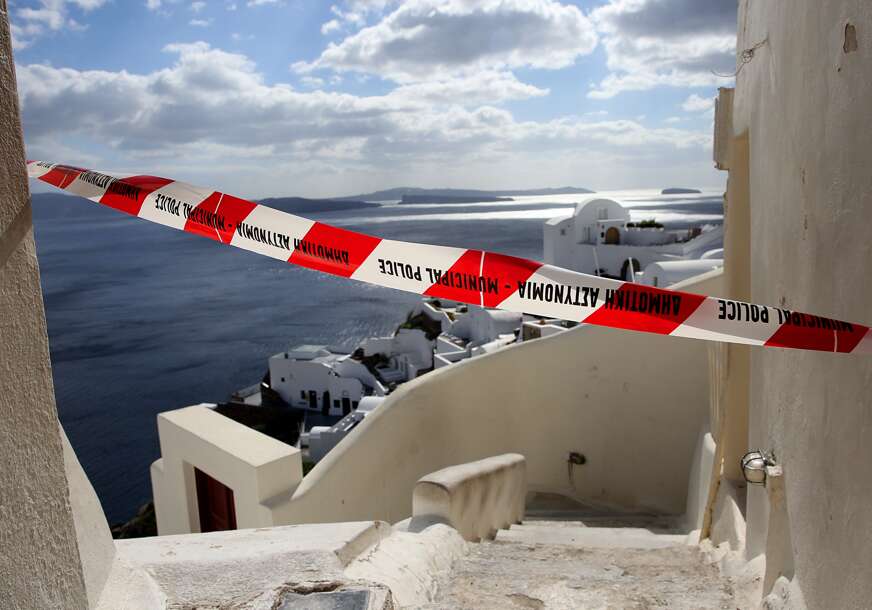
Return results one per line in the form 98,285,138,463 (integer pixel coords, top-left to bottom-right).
268,345,385,416
305,397,385,463
544,196,723,280
641,259,724,288
359,328,434,384
519,317,575,342
435,306,522,368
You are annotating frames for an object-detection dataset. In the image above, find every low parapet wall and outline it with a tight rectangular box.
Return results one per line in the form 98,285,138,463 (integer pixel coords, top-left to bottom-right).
151,404,303,534
274,270,724,526
412,454,526,541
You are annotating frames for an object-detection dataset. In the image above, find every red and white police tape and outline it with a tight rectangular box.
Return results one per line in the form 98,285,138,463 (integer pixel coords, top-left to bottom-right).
27,161,871,355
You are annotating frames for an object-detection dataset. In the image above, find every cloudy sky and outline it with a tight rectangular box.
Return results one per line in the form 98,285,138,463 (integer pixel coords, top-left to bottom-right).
11,0,736,198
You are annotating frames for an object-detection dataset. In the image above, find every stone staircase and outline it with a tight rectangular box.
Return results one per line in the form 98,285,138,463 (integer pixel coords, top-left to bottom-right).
426,513,737,610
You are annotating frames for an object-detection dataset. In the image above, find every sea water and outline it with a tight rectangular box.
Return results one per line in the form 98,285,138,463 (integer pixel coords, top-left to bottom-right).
32,189,723,523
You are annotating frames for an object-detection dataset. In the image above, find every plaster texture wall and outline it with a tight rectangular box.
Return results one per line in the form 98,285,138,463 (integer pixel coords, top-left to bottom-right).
0,4,91,607
732,1,872,607
273,271,723,526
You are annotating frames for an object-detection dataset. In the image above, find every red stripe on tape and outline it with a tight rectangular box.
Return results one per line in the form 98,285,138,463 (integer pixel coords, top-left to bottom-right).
583,283,705,334
423,249,483,303
764,314,869,353
184,192,256,244
39,165,84,189
481,252,542,308
837,324,869,353
289,222,381,278
100,176,174,216
764,320,833,351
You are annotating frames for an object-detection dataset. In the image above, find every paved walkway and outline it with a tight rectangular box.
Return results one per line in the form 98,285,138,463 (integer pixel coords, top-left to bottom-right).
427,515,736,610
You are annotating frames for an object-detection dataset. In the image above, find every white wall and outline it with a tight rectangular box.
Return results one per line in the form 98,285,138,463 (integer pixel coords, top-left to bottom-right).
544,219,688,278
572,198,630,244
448,307,521,344
271,272,723,526
543,215,574,268
334,358,385,395
730,2,872,607
641,260,724,288
151,404,303,535
361,328,433,370
269,356,364,413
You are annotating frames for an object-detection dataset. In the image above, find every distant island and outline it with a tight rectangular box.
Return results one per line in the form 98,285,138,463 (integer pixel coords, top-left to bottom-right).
401,194,514,204
337,186,594,202
661,188,702,194
257,196,378,213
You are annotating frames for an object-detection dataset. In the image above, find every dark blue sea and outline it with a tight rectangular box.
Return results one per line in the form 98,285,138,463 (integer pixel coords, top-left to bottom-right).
32,189,722,523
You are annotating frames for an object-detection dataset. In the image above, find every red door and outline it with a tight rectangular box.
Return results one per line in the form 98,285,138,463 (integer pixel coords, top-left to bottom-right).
195,468,237,532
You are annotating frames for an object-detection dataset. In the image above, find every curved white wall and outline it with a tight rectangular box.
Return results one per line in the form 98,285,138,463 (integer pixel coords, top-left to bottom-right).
274,271,725,526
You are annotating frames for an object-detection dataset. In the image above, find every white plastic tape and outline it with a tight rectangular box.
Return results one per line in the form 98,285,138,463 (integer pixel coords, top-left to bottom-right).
28,161,871,355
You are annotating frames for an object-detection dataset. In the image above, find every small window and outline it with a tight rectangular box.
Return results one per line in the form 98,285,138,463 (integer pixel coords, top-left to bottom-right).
300,391,306,400
560,228,566,236
280,377,286,383
284,353,288,359
352,401,359,409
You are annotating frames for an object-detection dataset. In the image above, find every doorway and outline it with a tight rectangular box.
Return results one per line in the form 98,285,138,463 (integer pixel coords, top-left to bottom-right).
605,226,620,244
195,468,237,532
621,258,641,281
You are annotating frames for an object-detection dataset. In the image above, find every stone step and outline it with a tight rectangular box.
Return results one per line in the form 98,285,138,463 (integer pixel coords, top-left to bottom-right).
427,518,736,609
497,520,687,550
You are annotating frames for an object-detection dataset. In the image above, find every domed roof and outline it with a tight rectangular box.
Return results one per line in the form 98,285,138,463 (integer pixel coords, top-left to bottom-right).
573,197,630,222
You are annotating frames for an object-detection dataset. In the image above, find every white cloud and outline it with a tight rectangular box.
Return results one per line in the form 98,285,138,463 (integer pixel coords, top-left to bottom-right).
297,0,597,83
17,7,66,30
11,0,109,48
246,0,279,6
681,93,714,112
589,0,736,98
17,41,717,196
10,23,31,51
324,1,398,30
321,19,341,35
190,1,206,12
300,76,325,88
664,116,682,124
189,18,212,26
391,71,548,105
70,0,107,8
